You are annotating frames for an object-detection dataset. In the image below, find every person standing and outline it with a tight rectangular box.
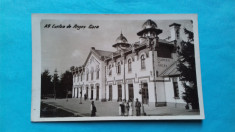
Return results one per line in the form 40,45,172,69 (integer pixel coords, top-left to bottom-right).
118,98,122,116
129,99,133,116
126,101,130,116
91,101,96,117
120,100,125,116
135,98,141,116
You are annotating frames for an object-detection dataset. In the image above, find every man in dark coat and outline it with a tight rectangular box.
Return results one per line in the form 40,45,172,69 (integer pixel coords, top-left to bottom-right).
135,98,141,116
91,101,96,117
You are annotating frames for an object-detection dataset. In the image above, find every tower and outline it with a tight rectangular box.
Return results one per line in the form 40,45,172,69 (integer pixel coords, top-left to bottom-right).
169,23,182,52
112,32,131,51
137,19,162,49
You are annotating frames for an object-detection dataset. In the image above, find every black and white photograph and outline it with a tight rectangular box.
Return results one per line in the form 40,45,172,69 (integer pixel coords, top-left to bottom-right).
31,14,204,121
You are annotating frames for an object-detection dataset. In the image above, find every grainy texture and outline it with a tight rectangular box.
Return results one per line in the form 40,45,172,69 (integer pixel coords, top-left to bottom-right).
0,0,235,132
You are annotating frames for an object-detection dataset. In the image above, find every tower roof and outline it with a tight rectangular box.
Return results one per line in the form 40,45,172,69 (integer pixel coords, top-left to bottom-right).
113,32,131,50
169,23,181,27
142,19,158,29
137,19,162,36
115,32,128,43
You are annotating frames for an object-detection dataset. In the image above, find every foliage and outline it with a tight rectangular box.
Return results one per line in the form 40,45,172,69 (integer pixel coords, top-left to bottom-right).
177,28,199,109
57,70,73,98
41,68,73,99
41,70,53,99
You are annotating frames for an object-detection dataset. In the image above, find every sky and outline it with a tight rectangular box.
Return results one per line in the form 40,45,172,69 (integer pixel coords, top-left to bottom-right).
41,19,193,75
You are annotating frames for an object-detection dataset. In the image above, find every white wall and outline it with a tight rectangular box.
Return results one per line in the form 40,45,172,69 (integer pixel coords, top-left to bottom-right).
164,77,186,104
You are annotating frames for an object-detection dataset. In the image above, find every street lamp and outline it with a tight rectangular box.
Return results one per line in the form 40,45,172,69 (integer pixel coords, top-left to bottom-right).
139,82,146,116
52,75,56,100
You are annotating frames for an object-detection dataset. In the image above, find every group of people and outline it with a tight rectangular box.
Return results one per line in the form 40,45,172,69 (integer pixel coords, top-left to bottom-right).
119,98,142,116
90,98,142,117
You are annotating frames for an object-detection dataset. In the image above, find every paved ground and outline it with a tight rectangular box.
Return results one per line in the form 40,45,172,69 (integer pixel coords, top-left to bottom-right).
41,98,200,117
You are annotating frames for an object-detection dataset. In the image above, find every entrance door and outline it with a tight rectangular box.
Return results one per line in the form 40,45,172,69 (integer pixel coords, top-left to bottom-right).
80,87,82,97
96,86,99,100
77,88,79,98
109,85,112,101
86,87,88,95
91,86,93,100
128,84,134,101
118,85,122,101
142,83,149,104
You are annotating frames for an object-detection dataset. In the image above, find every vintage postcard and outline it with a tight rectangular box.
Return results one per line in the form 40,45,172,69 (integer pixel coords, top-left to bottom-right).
31,14,204,121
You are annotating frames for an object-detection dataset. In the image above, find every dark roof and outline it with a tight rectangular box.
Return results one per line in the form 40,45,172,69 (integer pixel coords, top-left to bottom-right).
137,28,162,36
94,49,113,57
159,61,180,77
169,23,181,27
142,19,158,29
115,33,128,43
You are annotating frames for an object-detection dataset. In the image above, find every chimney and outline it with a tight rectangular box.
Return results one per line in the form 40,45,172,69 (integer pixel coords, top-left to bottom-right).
169,23,181,41
91,47,95,50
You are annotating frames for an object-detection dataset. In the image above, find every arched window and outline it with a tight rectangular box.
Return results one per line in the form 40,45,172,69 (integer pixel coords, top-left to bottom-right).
81,73,83,81
141,55,145,69
91,67,94,80
109,65,112,76
96,70,99,79
117,62,121,74
128,59,132,72
86,69,89,81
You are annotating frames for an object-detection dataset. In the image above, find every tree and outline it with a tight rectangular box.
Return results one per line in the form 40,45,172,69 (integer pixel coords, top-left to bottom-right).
60,70,73,98
177,28,199,110
41,70,53,99
52,69,60,99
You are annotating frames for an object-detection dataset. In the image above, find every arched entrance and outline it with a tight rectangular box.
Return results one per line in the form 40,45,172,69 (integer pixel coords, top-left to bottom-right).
95,83,100,100
90,85,94,100
118,84,122,101
142,83,149,104
109,85,112,101
77,88,79,98
128,84,134,101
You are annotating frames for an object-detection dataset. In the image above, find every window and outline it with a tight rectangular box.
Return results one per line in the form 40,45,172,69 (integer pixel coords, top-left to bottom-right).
173,78,179,98
86,73,89,81
118,85,122,101
96,70,99,79
91,71,93,80
117,62,121,74
91,67,94,80
128,59,132,72
141,55,145,69
77,75,79,82
109,65,112,76
109,85,112,101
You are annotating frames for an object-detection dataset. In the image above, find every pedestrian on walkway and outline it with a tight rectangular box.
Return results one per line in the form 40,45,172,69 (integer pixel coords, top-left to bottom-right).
90,101,96,117
129,99,133,116
120,100,125,116
84,93,86,101
118,98,122,116
125,101,130,116
135,98,141,116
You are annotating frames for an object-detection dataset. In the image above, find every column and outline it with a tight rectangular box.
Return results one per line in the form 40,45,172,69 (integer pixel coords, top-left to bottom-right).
72,87,74,98
87,86,90,99
126,83,129,101
106,85,109,100
93,86,97,100
122,83,125,100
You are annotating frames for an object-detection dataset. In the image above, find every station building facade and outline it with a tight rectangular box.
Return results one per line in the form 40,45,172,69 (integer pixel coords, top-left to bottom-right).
72,19,187,107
